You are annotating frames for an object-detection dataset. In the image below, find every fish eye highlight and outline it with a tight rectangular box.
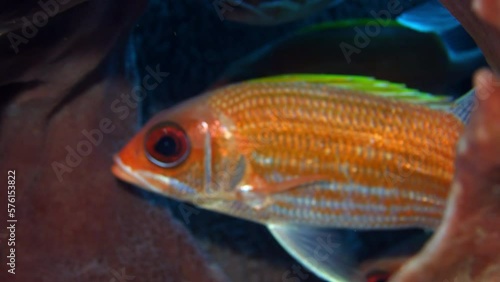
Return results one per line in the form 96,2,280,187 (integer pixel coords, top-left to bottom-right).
145,122,191,168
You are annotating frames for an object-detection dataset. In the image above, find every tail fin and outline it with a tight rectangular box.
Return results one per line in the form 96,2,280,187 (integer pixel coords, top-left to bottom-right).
450,89,476,124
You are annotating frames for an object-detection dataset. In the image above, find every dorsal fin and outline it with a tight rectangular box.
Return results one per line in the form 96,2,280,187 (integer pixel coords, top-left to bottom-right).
248,74,452,106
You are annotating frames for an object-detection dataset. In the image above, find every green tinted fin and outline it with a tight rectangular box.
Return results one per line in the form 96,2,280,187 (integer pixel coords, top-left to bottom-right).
268,224,362,282
249,74,452,105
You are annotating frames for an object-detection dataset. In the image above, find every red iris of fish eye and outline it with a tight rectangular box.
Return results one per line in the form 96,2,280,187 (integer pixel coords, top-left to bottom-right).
145,123,190,167
366,271,390,282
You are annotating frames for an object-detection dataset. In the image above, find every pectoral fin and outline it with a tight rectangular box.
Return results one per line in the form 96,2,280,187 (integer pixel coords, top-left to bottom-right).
243,173,327,194
235,172,327,210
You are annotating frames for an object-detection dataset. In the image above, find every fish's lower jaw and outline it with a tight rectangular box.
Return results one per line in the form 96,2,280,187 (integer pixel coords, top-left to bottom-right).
112,156,175,196
111,156,150,189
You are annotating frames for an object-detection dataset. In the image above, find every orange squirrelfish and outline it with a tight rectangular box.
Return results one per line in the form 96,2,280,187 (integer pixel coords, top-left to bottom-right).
111,74,472,280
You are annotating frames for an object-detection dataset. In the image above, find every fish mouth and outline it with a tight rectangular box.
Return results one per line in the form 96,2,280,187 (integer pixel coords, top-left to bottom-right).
112,155,196,196
112,155,155,191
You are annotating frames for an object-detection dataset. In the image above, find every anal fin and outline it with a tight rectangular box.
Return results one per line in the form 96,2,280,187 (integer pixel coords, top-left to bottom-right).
267,224,363,282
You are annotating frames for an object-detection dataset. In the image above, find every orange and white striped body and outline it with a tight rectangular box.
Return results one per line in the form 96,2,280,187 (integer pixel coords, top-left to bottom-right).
112,77,464,230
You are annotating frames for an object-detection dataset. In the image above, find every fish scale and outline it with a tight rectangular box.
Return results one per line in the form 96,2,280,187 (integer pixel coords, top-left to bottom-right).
208,81,463,229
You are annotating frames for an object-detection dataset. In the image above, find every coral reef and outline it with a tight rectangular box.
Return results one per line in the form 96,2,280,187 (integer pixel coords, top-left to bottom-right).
391,2,500,280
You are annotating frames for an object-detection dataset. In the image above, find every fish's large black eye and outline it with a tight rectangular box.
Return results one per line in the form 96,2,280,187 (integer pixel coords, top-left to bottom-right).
145,122,190,167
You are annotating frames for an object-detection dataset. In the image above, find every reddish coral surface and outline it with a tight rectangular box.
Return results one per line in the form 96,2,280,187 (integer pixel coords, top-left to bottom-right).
0,1,228,281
